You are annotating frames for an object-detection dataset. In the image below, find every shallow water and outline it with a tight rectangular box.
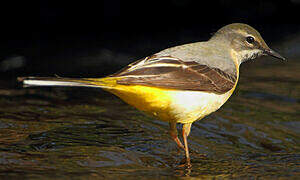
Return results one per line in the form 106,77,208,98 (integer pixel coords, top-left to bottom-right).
0,58,299,179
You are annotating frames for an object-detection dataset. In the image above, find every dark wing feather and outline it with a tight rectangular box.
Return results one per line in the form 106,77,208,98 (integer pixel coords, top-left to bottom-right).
111,55,237,94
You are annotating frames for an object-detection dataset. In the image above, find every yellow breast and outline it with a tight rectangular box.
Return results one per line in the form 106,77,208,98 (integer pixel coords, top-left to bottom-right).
166,89,234,123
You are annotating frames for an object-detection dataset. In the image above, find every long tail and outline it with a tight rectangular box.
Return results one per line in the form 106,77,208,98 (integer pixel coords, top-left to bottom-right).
17,76,118,89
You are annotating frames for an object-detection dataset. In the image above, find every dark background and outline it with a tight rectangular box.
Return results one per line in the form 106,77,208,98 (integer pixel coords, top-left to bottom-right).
0,0,299,79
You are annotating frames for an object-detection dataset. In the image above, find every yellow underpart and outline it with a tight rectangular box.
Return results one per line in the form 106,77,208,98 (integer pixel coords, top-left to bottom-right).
84,76,238,124
104,83,175,122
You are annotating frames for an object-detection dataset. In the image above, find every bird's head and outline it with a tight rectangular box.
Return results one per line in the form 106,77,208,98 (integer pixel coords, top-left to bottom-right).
211,23,285,64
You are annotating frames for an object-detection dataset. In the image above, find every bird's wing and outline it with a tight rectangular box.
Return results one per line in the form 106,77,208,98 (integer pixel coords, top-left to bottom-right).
110,55,237,94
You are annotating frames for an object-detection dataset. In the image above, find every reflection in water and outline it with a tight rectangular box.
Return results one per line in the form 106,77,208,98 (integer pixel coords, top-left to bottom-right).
0,60,299,179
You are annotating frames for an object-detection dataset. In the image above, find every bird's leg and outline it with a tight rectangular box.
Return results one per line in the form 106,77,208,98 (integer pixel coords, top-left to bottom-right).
182,123,192,168
169,122,184,149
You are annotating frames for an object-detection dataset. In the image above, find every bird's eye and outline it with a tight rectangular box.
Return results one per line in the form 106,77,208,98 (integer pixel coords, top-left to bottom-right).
246,36,255,44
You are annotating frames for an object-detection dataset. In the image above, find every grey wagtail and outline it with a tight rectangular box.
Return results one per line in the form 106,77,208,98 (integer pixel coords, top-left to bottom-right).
18,23,285,167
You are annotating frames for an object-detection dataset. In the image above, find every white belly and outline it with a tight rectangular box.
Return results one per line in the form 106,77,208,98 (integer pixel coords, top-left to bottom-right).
168,90,233,124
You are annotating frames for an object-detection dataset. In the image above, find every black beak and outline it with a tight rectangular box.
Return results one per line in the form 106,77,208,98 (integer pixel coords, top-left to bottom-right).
265,49,286,61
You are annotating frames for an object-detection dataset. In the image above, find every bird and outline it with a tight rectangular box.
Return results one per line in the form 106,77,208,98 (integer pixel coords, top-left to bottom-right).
18,23,285,167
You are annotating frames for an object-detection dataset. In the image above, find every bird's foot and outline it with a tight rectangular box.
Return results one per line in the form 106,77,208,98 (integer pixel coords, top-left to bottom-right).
177,157,192,169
